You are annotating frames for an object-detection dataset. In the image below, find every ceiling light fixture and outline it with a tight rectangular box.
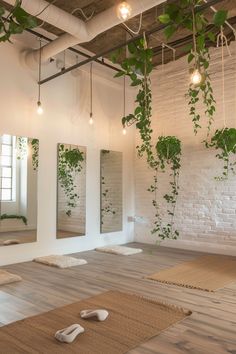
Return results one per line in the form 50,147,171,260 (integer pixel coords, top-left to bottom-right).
37,38,43,115
89,63,94,125
117,1,132,21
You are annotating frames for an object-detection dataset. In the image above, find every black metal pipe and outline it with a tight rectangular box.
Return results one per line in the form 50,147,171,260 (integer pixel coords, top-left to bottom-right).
39,0,225,85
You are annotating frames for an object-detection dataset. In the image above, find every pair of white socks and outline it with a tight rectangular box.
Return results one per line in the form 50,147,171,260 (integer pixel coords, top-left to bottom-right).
55,309,109,344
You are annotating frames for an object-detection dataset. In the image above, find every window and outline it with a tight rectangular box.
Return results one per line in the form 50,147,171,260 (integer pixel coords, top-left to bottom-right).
0,134,14,201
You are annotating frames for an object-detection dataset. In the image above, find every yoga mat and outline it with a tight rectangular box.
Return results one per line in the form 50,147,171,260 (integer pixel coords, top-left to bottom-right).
0,290,191,353
147,255,236,292
0,270,22,286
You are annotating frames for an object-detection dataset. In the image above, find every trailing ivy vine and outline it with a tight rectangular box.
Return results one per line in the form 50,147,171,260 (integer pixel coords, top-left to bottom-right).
159,0,227,136
113,38,182,241
0,0,37,42
113,38,156,168
58,144,84,217
29,138,39,171
205,128,236,180
101,150,116,225
148,136,181,240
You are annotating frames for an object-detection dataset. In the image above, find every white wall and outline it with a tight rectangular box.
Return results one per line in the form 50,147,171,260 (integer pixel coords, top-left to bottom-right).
134,42,236,256
0,37,135,266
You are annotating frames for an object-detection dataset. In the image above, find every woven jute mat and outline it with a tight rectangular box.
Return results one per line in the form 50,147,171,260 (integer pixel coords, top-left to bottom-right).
0,290,190,353
147,255,236,292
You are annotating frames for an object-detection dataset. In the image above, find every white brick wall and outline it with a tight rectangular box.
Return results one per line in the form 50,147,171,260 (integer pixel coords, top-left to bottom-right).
134,42,236,255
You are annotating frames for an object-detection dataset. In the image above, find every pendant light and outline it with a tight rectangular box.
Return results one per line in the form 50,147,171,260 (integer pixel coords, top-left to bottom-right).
89,62,94,125
122,76,127,135
37,38,43,115
190,8,203,86
117,1,132,21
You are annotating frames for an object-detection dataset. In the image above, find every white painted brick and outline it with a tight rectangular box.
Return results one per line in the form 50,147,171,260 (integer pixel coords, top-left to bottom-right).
135,42,236,250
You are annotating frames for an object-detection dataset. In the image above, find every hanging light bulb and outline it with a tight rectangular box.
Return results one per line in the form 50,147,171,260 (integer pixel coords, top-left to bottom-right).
190,68,202,86
89,113,94,125
122,126,127,135
37,101,43,115
117,1,132,21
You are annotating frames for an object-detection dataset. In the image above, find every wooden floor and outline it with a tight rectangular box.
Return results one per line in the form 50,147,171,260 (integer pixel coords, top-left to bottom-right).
0,242,235,353
0,229,36,245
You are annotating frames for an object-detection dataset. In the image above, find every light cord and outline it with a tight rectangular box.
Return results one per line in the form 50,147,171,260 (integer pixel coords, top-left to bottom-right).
71,7,94,21
90,63,93,118
123,12,143,35
38,38,42,103
123,76,126,117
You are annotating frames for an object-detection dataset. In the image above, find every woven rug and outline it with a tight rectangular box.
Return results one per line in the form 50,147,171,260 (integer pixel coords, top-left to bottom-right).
0,270,22,286
0,290,190,354
147,255,236,292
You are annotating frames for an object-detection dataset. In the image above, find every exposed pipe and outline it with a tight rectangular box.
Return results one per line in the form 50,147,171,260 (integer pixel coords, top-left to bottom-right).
39,0,225,85
4,0,167,68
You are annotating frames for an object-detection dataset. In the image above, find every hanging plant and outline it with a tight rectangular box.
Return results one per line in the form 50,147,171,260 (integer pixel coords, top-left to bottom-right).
112,38,156,168
205,128,236,180
148,136,181,240
58,144,84,217
29,138,39,171
0,0,37,42
159,1,227,136
113,39,182,241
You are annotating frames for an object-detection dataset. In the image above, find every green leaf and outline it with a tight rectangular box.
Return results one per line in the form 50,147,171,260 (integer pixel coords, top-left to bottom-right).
164,24,176,39
114,71,125,78
0,6,5,16
158,14,170,24
208,31,215,42
188,53,194,63
213,10,228,27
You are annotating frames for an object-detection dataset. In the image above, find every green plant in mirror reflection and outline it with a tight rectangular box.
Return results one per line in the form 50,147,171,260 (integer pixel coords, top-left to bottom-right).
0,214,27,225
16,137,39,171
58,144,84,217
101,150,116,225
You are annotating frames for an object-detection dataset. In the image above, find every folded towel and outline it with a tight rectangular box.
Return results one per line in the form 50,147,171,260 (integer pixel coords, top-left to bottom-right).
55,324,84,343
80,309,109,322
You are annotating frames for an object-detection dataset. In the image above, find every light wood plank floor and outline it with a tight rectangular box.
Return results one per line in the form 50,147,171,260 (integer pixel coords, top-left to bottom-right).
0,242,236,354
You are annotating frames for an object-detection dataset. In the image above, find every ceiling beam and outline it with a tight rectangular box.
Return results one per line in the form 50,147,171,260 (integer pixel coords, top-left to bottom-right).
39,0,225,85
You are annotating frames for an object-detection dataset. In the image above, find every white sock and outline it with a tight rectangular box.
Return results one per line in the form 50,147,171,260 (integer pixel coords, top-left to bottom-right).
80,309,109,322
55,324,84,343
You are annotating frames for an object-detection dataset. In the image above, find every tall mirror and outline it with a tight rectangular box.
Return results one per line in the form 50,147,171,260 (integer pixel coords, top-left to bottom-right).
0,134,39,246
57,143,86,239
100,150,123,233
